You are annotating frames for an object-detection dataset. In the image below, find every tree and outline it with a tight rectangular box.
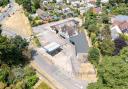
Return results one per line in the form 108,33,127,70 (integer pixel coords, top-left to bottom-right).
84,12,97,30
100,24,111,40
88,52,128,89
99,39,115,56
88,47,100,66
88,24,98,33
0,35,29,65
32,0,41,9
101,15,109,24
112,3,128,15
11,35,29,49
113,38,127,55
0,64,10,82
120,47,128,61
26,75,38,89
0,35,38,89
96,0,101,7
0,24,2,35
0,0,9,7
16,0,32,13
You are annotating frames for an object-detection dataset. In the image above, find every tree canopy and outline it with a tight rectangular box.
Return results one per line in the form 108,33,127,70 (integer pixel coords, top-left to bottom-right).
88,47,128,89
88,47,100,66
15,0,41,13
0,35,38,89
0,0,9,7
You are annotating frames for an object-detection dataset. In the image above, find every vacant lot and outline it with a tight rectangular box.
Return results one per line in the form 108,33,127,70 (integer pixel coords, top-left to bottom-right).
1,6,32,37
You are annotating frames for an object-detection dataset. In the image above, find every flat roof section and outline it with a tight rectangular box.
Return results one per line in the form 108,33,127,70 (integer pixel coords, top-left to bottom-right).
44,42,61,53
69,33,89,54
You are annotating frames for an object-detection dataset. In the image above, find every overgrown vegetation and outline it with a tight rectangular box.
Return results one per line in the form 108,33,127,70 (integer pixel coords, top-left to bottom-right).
36,82,52,89
88,47,128,89
0,34,38,89
33,36,41,47
87,0,128,89
15,0,41,13
0,0,9,7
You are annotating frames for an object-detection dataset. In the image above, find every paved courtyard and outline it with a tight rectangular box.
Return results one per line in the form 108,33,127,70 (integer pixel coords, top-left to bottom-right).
33,27,77,76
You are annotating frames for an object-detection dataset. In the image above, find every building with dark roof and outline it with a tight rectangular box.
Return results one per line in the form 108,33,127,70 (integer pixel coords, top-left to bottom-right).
70,32,89,54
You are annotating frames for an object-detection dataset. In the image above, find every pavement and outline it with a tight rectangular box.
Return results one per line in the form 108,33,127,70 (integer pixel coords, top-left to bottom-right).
32,50,88,89
33,26,81,77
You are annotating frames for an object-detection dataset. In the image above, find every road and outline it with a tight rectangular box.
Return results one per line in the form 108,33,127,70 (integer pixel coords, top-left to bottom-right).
0,0,16,21
32,52,88,89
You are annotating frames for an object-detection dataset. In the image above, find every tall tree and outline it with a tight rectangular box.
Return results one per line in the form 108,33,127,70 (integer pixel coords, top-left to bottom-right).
99,39,115,56
0,24,2,35
88,47,100,66
88,47,128,89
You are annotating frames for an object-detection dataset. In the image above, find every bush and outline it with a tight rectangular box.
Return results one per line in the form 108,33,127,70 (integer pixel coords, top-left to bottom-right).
26,75,38,89
88,47,100,66
33,36,41,47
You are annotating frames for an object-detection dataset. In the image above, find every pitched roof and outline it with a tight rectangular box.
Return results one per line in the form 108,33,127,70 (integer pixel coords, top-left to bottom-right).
112,15,128,30
118,21,128,30
112,15,128,22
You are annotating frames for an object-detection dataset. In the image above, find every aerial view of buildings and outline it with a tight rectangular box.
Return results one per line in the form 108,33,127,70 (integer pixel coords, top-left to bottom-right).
0,0,128,89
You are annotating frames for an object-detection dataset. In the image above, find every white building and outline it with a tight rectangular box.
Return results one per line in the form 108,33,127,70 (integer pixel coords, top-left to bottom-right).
111,25,122,40
56,0,63,3
101,0,109,3
111,15,128,40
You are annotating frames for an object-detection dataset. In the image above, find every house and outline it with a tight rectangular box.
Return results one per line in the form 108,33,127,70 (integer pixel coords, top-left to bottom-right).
67,0,77,4
56,0,63,3
62,7,71,13
41,0,53,5
79,7,86,15
111,15,128,40
31,13,38,18
111,15,128,23
111,25,122,40
36,9,52,23
51,20,79,38
71,1,81,7
101,0,109,3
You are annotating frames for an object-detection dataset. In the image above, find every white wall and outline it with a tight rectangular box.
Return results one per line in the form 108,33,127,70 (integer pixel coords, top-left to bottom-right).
111,25,122,40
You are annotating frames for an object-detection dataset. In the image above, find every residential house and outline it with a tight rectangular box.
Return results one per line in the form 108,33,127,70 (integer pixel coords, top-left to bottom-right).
51,20,79,38
111,15,128,40
101,0,109,3
36,9,52,23
71,1,81,7
50,19,89,57
56,0,63,3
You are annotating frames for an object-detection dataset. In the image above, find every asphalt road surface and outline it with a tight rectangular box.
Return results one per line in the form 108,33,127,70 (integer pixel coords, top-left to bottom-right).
33,52,88,89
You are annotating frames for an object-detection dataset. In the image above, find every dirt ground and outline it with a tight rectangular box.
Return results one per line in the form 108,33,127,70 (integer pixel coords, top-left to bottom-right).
1,5,32,37
78,63,97,83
